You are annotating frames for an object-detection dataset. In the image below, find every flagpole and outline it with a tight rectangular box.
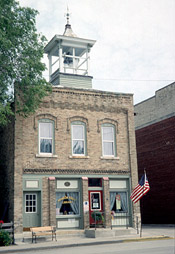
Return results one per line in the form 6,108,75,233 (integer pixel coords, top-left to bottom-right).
140,169,146,237
130,169,150,238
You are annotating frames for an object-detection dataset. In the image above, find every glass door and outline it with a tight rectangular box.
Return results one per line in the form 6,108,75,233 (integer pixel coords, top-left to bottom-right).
89,190,103,226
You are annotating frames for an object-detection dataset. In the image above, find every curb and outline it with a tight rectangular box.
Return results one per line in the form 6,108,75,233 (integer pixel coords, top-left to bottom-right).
122,235,172,243
0,236,173,253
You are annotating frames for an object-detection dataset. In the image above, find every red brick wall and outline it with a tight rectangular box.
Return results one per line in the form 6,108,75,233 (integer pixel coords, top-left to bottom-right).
135,116,175,224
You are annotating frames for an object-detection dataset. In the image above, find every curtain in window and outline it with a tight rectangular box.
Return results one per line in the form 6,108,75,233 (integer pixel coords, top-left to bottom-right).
73,141,84,154
110,192,116,210
102,126,114,156
103,142,114,156
40,139,52,153
72,124,85,155
73,125,84,139
56,192,65,209
68,192,79,214
118,192,127,212
110,192,128,212
40,122,53,137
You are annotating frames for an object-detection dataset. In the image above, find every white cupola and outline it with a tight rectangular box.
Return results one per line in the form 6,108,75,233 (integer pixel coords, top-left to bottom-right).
44,8,96,89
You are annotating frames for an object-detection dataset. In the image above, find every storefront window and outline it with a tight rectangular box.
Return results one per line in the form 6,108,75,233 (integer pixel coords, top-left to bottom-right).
56,192,79,215
110,192,128,213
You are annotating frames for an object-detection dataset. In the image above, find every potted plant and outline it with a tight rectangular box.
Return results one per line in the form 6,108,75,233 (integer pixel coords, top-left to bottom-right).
91,212,104,226
0,221,12,246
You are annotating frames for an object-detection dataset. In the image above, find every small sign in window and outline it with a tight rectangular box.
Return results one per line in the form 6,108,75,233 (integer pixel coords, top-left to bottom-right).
91,193,101,210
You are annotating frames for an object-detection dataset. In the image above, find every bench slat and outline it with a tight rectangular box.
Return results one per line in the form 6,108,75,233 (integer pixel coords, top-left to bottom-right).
30,226,56,243
30,226,54,232
33,232,54,236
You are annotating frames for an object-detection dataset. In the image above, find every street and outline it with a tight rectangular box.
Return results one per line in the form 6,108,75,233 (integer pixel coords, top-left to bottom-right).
6,239,175,254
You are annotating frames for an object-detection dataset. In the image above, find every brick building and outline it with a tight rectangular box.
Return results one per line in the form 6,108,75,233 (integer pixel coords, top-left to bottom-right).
134,82,175,224
0,13,139,234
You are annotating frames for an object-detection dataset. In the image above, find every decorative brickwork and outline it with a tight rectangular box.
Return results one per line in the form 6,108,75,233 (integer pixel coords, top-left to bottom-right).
97,118,119,133
67,116,90,132
23,168,130,175
34,113,58,130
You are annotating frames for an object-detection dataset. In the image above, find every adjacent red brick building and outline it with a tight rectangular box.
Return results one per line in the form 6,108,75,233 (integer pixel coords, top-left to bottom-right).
134,82,175,224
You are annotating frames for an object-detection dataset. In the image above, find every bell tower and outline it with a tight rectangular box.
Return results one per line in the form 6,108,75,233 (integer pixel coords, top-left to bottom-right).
44,8,96,89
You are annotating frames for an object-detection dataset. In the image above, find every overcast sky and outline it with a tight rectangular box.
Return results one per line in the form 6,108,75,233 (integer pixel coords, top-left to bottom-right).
19,0,175,104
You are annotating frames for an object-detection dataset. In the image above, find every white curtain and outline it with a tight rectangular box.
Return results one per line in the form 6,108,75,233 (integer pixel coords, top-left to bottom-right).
110,192,116,210
68,192,79,214
110,192,128,212
118,192,127,212
56,192,65,209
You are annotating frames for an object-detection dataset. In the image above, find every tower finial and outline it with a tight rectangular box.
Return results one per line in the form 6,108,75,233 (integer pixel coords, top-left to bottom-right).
65,6,71,25
63,6,77,37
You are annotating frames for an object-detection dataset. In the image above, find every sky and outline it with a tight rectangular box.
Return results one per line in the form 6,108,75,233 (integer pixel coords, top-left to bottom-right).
18,0,175,104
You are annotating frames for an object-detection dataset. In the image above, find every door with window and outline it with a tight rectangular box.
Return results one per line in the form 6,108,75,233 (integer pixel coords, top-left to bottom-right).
23,192,41,228
89,190,103,226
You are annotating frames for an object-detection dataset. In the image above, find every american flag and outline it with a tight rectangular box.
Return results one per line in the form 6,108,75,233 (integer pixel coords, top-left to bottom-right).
130,173,150,203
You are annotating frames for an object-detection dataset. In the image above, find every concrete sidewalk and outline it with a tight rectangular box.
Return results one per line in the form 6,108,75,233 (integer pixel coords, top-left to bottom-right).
0,225,174,253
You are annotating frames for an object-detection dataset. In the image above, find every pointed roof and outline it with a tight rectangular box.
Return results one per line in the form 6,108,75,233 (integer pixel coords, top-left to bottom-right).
63,7,77,37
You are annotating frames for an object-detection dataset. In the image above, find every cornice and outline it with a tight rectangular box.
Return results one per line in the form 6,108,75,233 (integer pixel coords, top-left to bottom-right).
23,168,130,175
41,100,128,114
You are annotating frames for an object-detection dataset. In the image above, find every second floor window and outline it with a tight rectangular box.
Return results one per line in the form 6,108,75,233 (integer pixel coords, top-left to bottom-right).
102,125,115,156
39,120,53,154
72,123,85,155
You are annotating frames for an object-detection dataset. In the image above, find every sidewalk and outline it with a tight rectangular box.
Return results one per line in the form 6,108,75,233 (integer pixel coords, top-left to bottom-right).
0,225,174,253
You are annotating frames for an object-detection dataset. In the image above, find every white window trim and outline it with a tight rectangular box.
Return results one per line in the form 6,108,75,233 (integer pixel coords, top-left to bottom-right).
102,126,115,157
72,124,85,156
39,121,53,155
25,193,37,214
90,192,102,211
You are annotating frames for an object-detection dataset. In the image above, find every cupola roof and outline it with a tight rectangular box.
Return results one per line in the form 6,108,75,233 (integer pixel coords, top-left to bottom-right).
63,7,77,37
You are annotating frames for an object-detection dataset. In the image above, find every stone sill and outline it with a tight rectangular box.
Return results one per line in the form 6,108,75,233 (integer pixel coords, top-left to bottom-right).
69,155,90,159
56,215,81,219
100,156,120,160
35,154,58,158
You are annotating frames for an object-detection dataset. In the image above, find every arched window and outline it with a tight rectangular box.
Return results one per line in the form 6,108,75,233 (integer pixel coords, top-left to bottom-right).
38,119,54,155
101,123,116,157
71,121,86,156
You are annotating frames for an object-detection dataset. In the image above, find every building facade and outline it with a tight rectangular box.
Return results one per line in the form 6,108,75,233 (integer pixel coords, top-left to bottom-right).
0,12,140,233
134,82,175,224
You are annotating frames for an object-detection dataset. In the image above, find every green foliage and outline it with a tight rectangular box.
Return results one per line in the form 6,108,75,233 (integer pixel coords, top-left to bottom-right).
91,212,104,223
0,0,51,126
0,230,12,246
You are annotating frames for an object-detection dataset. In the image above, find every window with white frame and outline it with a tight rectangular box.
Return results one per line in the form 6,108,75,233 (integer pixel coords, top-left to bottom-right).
102,125,115,156
25,194,37,213
39,120,54,154
72,123,86,155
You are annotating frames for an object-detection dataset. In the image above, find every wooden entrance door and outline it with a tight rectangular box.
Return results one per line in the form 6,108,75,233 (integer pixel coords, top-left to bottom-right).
23,192,41,228
89,190,103,226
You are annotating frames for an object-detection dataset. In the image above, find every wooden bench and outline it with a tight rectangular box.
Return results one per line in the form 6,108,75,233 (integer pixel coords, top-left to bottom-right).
30,226,57,243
